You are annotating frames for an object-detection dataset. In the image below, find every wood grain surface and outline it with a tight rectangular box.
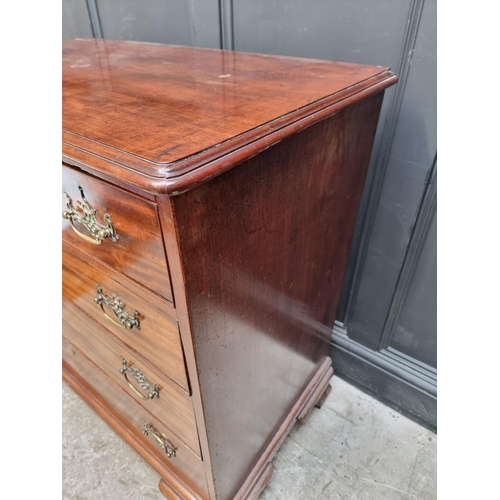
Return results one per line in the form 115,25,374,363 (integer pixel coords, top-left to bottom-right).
63,299,200,456
167,93,384,500
63,338,209,499
62,239,188,392
62,39,396,195
62,164,173,300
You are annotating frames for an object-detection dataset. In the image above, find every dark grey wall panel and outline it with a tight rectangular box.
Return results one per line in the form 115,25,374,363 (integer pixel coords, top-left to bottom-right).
96,0,221,47
390,204,436,367
347,0,436,349
63,0,93,39
187,0,222,48
97,0,192,44
233,0,410,67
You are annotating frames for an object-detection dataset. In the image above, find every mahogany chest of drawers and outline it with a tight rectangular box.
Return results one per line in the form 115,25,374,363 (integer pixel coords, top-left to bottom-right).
62,39,397,500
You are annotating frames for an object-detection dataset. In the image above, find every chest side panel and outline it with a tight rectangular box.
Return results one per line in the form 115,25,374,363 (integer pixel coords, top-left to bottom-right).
171,93,384,500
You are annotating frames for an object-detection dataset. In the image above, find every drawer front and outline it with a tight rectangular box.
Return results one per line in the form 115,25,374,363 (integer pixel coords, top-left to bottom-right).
62,164,173,302
63,337,208,499
63,298,201,457
62,239,188,392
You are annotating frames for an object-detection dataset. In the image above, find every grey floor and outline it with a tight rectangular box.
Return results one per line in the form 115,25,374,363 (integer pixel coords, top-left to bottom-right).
62,376,436,500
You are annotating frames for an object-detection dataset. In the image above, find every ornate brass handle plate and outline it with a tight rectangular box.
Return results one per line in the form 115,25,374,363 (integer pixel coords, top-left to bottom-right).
62,186,118,245
94,284,141,330
120,357,159,400
143,422,176,458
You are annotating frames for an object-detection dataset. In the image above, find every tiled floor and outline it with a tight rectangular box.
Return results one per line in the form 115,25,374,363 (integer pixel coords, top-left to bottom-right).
62,376,436,499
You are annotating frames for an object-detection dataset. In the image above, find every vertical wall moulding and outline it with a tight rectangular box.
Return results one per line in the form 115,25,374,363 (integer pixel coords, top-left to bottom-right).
219,0,234,50
342,0,426,326
85,0,103,38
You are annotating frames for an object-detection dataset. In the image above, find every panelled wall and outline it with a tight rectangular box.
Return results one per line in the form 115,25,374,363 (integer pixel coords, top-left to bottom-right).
63,0,437,431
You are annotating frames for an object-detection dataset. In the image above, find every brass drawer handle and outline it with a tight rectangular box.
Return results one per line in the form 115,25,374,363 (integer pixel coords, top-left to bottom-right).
143,422,176,458
120,357,159,400
94,284,141,330
62,186,118,245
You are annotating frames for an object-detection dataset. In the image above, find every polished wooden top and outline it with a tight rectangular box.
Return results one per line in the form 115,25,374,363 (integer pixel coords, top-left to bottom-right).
63,39,397,194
